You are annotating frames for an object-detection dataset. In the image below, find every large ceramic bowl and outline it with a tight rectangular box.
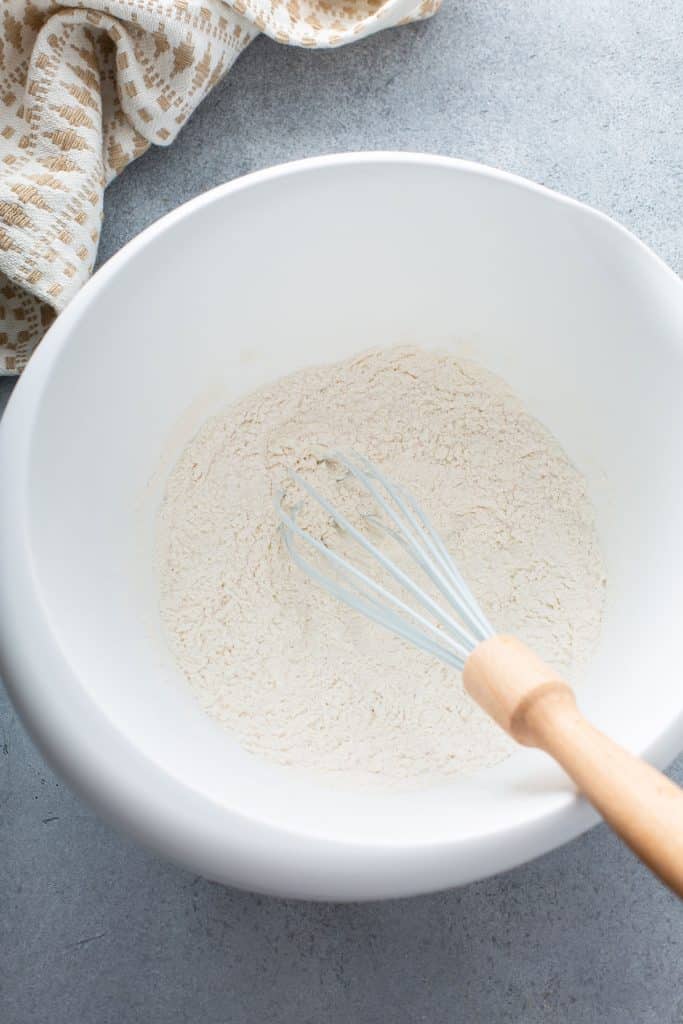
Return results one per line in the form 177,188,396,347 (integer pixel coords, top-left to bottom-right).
1,154,682,900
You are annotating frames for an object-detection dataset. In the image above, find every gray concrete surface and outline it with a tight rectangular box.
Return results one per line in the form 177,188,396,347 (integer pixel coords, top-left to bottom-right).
1,0,682,1020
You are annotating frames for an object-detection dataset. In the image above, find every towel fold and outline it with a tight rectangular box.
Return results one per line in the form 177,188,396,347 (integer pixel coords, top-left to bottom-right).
0,0,438,373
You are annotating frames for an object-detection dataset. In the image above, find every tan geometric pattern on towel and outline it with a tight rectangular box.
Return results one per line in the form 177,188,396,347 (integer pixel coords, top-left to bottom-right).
0,0,438,373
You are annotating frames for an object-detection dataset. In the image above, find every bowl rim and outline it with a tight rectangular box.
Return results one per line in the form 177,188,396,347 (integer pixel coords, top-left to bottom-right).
2,151,682,899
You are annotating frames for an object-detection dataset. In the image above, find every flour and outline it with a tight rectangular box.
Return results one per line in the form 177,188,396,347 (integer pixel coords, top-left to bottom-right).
157,347,606,789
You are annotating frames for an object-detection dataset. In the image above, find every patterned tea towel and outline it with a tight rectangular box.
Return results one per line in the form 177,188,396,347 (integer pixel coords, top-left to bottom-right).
0,0,438,373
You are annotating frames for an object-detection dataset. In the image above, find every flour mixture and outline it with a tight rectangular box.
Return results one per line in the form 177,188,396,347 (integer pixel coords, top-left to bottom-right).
157,347,606,788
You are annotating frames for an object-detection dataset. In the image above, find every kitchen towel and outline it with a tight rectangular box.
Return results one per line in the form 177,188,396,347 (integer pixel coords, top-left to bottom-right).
0,0,438,373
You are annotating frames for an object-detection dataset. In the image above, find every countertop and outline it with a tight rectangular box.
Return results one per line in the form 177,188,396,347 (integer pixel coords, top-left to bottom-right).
1,1,682,1021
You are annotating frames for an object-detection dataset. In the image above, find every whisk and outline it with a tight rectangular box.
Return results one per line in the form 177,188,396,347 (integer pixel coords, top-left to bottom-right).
277,450,683,897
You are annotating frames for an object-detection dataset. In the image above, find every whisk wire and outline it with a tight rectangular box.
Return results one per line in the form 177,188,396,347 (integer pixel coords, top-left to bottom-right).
281,526,465,669
279,502,472,664
330,452,494,644
332,454,471,619
288,470,477,651
399,483,494,639
350,454,492,641
276,451,495,670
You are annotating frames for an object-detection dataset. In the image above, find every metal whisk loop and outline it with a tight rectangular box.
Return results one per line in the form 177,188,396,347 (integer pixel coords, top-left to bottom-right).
276,451,494,671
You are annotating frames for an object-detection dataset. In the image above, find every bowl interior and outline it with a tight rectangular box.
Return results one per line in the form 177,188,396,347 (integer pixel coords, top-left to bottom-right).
17,156,683,853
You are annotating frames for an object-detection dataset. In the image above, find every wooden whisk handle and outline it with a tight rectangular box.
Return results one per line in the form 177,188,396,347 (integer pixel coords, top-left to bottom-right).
463,635,683,897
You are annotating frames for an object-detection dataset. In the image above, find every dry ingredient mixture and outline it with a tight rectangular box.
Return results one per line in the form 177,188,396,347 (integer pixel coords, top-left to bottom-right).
157,347,606,788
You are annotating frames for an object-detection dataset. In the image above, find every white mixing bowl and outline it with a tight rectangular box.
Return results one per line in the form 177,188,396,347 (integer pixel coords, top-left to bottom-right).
1,154,682,900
